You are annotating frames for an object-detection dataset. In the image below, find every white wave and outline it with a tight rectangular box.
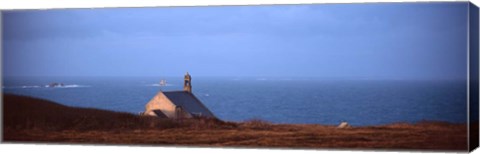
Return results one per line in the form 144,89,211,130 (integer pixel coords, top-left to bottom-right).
21,85,41,88
3,85,42,89
4,84,90,89
256,78,267,81
146,83,173,87
57,84,90,88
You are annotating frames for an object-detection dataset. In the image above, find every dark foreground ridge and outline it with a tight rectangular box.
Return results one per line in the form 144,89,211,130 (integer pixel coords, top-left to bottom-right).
2,94,471,151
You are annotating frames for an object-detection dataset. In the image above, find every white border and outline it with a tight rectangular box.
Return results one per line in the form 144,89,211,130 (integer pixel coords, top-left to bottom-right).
0,0,478,154
0,0,471,10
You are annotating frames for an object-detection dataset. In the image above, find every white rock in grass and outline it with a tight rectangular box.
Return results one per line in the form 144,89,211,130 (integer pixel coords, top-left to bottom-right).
337,122,351,129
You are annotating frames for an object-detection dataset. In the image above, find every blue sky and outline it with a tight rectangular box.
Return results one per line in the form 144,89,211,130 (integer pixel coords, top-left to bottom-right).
2,2,469,80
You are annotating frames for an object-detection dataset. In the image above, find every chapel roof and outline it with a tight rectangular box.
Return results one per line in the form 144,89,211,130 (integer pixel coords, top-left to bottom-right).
163,91,215,118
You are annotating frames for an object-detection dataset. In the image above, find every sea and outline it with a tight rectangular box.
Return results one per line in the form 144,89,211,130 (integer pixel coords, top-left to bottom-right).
2,76,468,126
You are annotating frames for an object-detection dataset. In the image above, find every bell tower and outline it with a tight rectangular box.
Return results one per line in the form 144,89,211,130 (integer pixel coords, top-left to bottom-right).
184,72,192,93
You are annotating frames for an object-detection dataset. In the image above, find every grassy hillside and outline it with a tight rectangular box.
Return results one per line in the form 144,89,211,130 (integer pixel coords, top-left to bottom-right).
3,94,238,130
2,94,471,151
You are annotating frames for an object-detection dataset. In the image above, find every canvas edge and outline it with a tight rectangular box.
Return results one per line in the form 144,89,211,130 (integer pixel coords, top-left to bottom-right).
469,1,480,152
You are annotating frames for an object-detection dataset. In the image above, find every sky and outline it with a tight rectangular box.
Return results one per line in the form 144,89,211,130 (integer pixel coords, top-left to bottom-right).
2,2,469,80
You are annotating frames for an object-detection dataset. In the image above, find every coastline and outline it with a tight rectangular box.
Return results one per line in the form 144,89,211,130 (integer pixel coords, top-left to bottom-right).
2,94,471,151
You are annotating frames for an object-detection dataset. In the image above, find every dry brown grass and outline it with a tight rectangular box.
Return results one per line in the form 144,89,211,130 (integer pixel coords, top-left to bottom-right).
2,94,470,151
2,94,242,131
